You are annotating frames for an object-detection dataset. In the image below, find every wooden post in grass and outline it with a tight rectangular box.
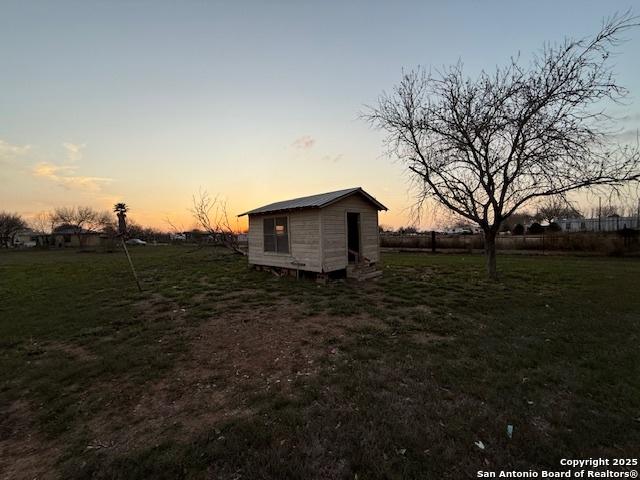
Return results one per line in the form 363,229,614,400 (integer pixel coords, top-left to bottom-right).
114,203,142,292
291,261,305,280
121,239,142,292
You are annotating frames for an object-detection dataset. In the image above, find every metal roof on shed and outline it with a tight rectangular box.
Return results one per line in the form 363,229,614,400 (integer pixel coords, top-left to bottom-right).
238,187,387,216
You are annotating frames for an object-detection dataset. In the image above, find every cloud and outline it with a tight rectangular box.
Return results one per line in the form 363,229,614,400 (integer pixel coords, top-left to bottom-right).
620,112,640,122
613,129,640,144
0,139,31,163
31,142,112,192
292,135,315,150
32,162,73,177
32,161,112,192
321,154,343,163
62,142,86,162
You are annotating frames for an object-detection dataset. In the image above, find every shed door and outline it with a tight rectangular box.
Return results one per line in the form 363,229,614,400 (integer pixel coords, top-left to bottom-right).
347,212,360,263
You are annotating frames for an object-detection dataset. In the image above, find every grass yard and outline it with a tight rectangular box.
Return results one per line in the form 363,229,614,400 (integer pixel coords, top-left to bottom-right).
1,246,639,479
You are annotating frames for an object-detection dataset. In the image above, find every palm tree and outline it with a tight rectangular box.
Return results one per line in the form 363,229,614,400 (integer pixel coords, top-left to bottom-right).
113,203,128,236
113,203,128,215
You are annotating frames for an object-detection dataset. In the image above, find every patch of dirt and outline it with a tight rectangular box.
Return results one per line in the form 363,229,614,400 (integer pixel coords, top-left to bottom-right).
134,292,194,326
44,341,97,361
334,313,390,333
409,332,455,344
530,415,553,435
0,400,61,480
190,292,209,304
79,298,386,459
184,300,385,391
134,292,175,314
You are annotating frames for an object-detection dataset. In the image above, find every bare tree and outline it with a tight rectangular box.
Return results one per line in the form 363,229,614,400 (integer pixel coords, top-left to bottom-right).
52,206,111,248
0,212,27,248
366,12,640,278
603,205,620,217
535,196,583,222
190,189,244,254
164,215,186,239
593,185,640,217
31,211,54,234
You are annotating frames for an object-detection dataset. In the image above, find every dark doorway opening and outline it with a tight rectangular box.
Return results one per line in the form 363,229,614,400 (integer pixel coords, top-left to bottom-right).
347,212,360,263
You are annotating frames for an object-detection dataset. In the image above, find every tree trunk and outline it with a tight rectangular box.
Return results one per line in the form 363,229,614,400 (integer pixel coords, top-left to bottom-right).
484,229,498,280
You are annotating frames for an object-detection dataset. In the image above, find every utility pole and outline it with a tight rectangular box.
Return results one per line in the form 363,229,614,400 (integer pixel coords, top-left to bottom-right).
598,197,602,232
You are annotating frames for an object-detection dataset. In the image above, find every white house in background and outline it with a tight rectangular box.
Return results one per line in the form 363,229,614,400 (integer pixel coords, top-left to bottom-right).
12,229,40,247
559,215,639,232
238,187,388,280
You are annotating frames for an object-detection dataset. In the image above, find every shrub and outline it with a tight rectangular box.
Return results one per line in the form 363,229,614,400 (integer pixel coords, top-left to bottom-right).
548,222,562,232
512,224,525,235
528,223,544,234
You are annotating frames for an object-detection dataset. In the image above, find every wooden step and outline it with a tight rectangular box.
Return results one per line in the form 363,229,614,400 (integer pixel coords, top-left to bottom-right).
357,270,383,281
346,263,382,281
347,263,375,271
353,269,376,276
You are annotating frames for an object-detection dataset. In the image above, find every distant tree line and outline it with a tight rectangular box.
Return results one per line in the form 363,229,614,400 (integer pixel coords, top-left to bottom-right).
0,206,177,248
380,194,638,236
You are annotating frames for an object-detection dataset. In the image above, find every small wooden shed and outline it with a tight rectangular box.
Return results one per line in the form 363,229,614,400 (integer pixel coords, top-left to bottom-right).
238,187,388,279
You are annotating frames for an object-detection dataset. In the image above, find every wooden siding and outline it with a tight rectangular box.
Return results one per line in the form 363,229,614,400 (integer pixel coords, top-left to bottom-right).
321,195,380,272
247,210,323,272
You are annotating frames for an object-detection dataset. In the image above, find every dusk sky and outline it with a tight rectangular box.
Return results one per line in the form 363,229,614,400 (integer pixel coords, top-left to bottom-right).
2,1,639,230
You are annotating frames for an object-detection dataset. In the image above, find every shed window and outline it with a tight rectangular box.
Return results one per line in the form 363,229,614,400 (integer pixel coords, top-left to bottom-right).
264,217,289,254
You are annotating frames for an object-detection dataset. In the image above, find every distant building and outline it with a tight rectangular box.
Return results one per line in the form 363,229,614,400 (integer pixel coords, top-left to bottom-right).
444,226,481,235
51,225,104,248
181,230,213,243
558,215,639,232
12,229,42,247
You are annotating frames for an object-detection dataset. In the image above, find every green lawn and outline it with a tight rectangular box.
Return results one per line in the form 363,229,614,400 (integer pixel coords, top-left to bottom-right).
1,246,639,479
